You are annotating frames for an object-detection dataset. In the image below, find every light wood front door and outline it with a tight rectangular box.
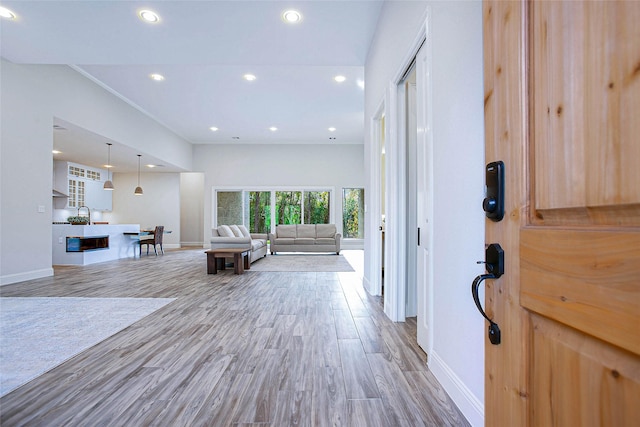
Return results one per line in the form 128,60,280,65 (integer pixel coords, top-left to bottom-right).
483,1,640,425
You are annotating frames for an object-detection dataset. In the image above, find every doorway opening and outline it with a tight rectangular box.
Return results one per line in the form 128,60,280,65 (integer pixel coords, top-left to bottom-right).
403,66,418,318
380,115,386,297
389,31,433,355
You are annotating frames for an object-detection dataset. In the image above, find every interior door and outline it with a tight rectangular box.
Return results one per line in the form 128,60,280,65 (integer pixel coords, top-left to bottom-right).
483,1,640,425
415,41,433,353
405,73,418,318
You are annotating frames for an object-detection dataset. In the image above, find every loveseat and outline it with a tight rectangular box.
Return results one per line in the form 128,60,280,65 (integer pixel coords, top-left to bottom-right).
268,224,341,255
210,224,267,263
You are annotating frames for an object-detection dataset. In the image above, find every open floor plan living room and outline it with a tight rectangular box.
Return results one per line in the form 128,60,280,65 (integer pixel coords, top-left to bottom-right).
0,249,468,426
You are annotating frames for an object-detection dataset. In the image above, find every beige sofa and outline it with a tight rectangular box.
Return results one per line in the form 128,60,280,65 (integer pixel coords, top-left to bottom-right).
268,224,341,255
210,224,267,263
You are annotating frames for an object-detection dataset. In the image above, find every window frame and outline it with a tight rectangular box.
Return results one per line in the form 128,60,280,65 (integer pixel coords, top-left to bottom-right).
213,186,335,234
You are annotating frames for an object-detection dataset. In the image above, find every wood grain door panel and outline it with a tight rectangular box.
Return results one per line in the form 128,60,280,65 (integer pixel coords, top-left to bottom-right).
483,1,640,425
531,314,640,426
531,0,640,210
521,227,640,355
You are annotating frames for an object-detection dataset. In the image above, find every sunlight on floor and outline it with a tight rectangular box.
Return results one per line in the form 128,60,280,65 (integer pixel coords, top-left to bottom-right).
341,249,364,277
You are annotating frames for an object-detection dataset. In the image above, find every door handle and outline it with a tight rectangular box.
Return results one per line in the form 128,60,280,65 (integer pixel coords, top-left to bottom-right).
472,243,504,345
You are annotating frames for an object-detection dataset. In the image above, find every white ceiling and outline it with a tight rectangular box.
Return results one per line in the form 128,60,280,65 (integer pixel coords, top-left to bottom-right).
1,0,383,172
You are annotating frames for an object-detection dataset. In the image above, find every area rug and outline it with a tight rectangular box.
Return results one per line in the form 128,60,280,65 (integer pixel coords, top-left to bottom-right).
0,297,175,396
249,253,355,272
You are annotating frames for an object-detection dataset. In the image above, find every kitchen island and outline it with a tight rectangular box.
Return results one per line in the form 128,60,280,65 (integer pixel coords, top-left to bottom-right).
52,224,140,265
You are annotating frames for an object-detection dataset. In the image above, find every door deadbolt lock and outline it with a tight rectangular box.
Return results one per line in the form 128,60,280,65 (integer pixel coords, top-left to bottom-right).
483,161,504,222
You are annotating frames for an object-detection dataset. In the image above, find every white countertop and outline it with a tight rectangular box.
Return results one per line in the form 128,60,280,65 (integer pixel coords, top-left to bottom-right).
52,224,141,265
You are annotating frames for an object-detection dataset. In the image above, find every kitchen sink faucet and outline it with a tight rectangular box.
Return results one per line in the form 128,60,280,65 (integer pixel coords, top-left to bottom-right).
77,206,90,225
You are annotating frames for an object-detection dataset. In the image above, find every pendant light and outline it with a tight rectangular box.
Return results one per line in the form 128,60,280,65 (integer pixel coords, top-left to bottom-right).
103,143,114,190
134,154,143,195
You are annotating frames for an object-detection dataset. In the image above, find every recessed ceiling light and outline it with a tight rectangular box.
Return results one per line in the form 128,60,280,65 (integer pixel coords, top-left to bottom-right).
146,164,156,168
210,126,219,132
150,73,165,81
243,74,257,81
334,75,346,83
52,150,62,154
282,10,302,23
269,127,278,132
138,10,160,23
0,7,16,19
328,127,336,132
104,164,113,169
357,79,365,89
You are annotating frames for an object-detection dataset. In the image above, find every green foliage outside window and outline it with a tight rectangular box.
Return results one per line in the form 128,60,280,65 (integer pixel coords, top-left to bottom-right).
304,191,330,224
276,191,302,224
217,189,336,231
343,188,365,238
248,191,271,233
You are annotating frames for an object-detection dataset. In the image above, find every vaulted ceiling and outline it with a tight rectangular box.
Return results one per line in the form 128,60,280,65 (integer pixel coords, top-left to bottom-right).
1,1,383,171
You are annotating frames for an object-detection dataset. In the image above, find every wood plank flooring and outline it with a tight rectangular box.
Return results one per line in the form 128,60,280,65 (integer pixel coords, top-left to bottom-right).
0,249,469,426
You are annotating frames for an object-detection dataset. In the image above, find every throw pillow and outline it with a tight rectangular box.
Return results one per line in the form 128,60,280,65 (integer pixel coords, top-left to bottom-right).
238,225,252,238
229,225,243,237
217,225,234,237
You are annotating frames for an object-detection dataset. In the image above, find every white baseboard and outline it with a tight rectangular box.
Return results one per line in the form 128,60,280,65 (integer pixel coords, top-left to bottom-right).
179,242,204,248
362,275,372,293
163,243,181,249
341,239,364,249
429,350,484,427
0,268,54,286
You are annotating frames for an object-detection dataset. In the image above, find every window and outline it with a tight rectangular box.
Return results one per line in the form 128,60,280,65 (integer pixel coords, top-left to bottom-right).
217,191,243,225
304,191,330,224
246,191,271,234
343,188,365,238
275,191,302,225
215,188,334,231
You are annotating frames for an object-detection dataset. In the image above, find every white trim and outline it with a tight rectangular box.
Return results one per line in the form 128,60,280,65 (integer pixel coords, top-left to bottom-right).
391,18,429,85
179,242,205,247
367,99,385,297
429,351,484,427
405,80,418,318
384,81,407,322
384,10,429,322
416,5,436,362
0,268,54,286
341,241,364,250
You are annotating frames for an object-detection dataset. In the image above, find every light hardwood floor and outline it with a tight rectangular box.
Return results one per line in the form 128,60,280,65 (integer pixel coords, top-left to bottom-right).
0,249,469,426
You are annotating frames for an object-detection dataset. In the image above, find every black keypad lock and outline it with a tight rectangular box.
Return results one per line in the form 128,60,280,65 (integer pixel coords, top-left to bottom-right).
483,161,504,222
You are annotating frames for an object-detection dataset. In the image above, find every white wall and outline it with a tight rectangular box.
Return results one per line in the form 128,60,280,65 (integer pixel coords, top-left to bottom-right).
104,173,181,248
180,172,205,247
364,2,485,426
0,60,192,284
192,143,364,243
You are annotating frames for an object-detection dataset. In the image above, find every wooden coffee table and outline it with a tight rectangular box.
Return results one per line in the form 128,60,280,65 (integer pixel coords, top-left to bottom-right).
205,248,251,275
